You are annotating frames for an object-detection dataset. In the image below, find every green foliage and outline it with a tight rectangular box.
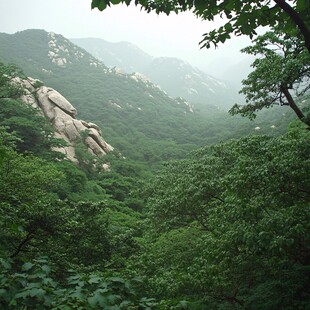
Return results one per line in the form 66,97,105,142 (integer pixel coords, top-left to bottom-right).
0,62,25,99
229,29,310,127
0,155,141,272
1,24,309,310
0,140,68,259
0,98,66,158
0,257,157,309
137,124,310,308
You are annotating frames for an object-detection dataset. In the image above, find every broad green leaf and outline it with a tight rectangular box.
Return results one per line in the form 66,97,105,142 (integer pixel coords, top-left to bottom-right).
29,288,45,297
22,262,34,271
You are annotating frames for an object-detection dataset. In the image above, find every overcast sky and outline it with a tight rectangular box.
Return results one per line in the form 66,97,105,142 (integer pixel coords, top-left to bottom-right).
0,0,253,78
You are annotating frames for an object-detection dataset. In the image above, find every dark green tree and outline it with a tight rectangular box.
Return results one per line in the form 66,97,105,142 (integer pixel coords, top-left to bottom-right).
0,99,66,158
0,128,67,260
0,62,25,99
137,123,310,308
229,30,310,127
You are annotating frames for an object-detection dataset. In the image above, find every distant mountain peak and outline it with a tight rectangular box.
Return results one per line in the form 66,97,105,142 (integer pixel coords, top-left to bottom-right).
46,31,105,70
71,37,241,108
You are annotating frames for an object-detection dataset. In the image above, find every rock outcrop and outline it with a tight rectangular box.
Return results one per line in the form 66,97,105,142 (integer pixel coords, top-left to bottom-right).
16,76,113,166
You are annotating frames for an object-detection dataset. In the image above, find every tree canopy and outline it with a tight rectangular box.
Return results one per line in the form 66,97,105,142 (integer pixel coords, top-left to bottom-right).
229,29,310,127
91,0,310,54
138,124,310,307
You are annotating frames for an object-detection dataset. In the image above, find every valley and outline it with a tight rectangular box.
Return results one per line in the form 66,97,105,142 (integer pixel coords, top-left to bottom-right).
0,19,308,310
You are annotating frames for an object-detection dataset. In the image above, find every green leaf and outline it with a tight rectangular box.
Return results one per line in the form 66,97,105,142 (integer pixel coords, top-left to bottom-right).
29,288,45,297
91,0,107,10
22,262,34,271
109,276,126,283
41,265,51,274
0,258,11,270
91,0,100,9
88,276,102,284
88,292,108,307
224,22,233,32
15,290,31,299
0,288,7,296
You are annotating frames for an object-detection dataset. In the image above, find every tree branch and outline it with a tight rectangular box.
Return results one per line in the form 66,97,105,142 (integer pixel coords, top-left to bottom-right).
273,0,310,54
10,230,35,258
282,87,309,126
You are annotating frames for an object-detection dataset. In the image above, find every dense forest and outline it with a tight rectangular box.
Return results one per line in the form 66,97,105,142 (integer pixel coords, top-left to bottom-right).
1,0,310,307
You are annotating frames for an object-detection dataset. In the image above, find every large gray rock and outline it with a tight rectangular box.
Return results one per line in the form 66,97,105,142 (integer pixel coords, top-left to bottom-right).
88,128,113,153
48,90,77,117
37,87,56,120
85,136,107,156
17,77,113,167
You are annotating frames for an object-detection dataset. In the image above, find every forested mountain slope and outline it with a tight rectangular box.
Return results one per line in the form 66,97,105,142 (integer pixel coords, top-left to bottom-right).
0,29,292,168
0,29,309,309
71,37,240,108
71,37,154,74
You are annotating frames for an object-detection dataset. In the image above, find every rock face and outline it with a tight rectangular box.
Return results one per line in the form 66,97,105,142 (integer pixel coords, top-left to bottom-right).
16,77,113,166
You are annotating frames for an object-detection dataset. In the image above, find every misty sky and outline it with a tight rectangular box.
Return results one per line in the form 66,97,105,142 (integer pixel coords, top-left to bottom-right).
0,0,254,78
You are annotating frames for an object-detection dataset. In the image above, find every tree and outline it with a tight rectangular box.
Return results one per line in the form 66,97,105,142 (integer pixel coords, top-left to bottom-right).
91,0,310,54
0,62,25,99
229,30,310,127
0,138,67,259
138,124,310,308
0,98,66,158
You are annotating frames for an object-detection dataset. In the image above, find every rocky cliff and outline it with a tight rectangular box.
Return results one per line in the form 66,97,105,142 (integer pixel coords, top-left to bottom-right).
15,76,113,167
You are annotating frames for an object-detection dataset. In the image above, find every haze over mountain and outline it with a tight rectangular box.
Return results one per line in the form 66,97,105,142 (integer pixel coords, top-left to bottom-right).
71,37,243,108
0,29,290,167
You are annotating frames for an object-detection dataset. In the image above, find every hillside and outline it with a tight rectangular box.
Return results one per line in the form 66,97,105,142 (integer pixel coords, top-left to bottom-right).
0,30,292,169
15,75,113,167
70,37,153,74
1,54,308,310
71,37,241,108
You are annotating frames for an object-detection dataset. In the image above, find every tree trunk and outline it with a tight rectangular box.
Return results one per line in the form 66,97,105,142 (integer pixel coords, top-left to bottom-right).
274,0,310,54
282,88,310,127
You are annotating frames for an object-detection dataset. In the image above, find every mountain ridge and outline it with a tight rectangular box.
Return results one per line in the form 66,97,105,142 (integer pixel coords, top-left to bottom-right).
0,29,290,167
71,37,242,108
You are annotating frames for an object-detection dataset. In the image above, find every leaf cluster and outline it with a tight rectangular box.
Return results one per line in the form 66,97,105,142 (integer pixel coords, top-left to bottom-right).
0,257,157,309
229,29,310,125
91,0,310,50
137,125,310,308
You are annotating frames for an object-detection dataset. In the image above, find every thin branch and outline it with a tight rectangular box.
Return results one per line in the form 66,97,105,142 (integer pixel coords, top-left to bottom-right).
10,230,35,258
273,0,310,54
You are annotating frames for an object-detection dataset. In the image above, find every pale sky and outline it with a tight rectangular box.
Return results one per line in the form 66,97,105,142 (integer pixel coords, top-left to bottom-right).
0,0,253,78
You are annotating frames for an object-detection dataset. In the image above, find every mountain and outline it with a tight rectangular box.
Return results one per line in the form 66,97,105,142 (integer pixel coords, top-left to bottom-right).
71,37,241,108
219,56,254,89
70,38,153,74
0,29,290,168
143,57,241,108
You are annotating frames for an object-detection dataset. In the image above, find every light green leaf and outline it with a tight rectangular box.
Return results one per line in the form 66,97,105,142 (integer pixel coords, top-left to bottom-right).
22,262,34,271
